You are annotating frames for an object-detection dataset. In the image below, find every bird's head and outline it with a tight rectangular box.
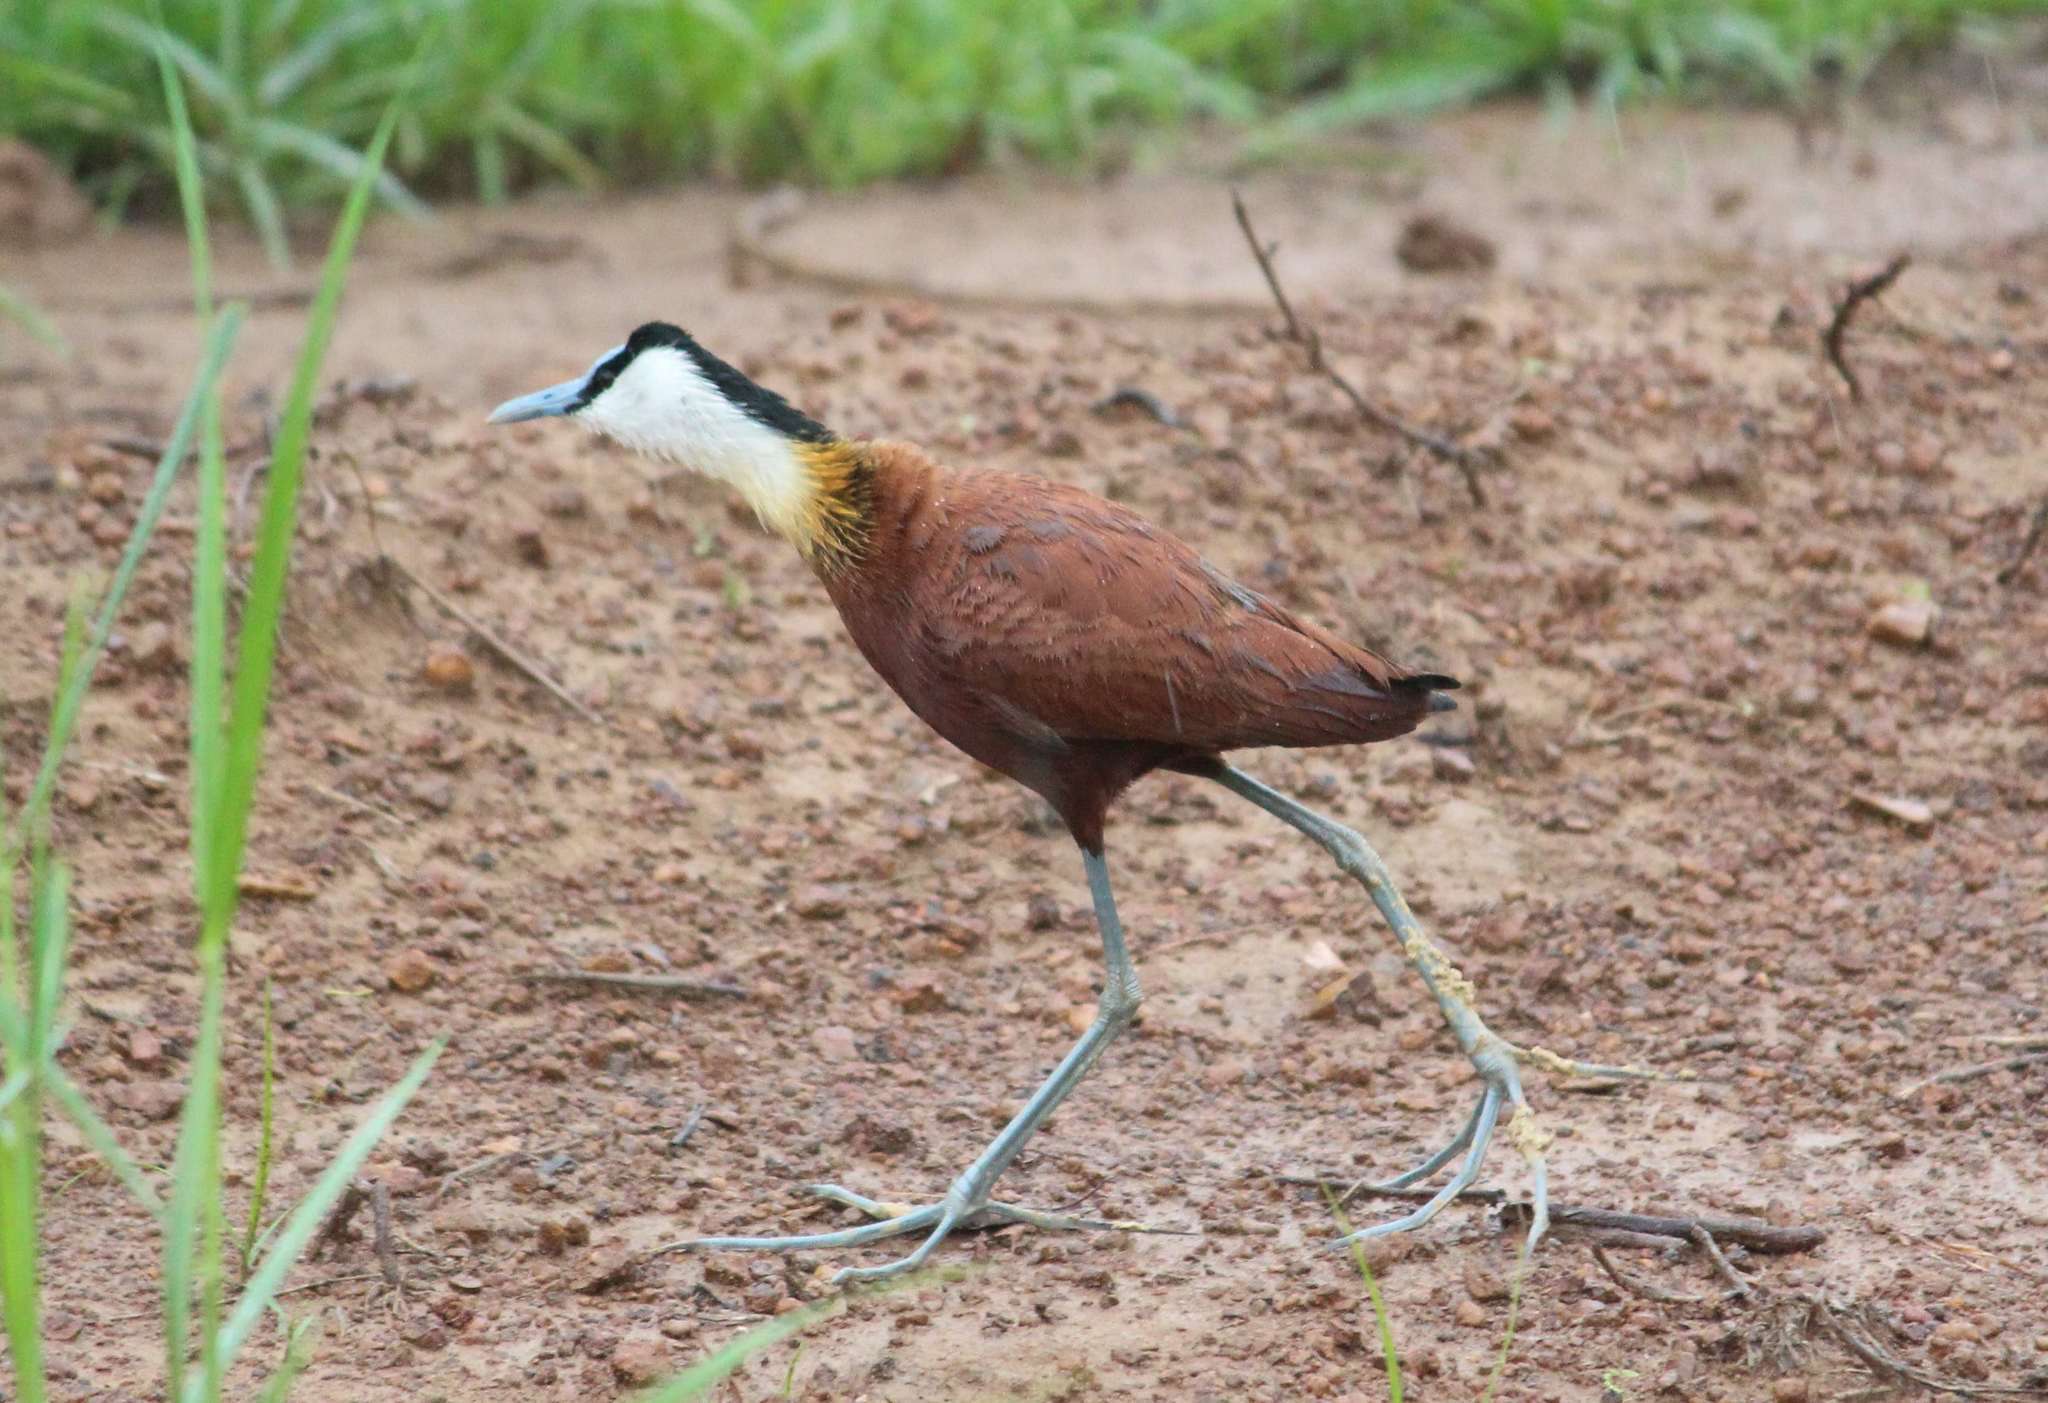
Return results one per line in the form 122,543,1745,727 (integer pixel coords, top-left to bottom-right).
487,320,832,454
488,322,861,562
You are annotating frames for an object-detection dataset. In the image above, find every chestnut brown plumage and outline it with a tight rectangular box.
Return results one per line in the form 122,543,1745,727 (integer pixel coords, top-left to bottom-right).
819,442,1457,854
488,321,1636,1286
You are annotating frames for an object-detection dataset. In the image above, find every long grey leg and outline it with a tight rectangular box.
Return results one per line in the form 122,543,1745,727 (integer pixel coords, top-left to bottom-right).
666,846,1144,1285
1209,764,1644,1251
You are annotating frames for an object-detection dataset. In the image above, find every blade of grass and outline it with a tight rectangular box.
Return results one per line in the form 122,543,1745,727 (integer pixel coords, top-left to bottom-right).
43,1067,163,1215
634,1294,845,1403
199,87,406,915
201,1037,443,1394
0,285,67,354
1328,1190,1403,1403
177,64,425,1402
153,19,228,911
238,982,276,1273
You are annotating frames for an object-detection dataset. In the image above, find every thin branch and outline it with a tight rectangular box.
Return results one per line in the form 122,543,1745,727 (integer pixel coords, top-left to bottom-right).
1996,496,2047,586
1822,252,1911,402
1593,1243,1701,1304
1231,190,1490,506
1690,1224,1753,1297
386,557,603,726
521,969,749,999
1895,1051,2048,1100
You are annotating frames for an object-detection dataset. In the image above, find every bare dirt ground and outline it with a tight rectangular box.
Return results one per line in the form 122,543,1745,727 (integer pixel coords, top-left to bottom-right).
4,93,2047,1403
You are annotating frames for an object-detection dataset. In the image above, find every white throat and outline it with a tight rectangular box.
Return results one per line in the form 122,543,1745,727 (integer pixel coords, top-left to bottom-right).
580,346,811,538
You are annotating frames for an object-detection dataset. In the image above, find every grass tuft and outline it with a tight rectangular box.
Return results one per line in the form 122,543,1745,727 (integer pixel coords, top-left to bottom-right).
2,0,2028,252
1,17,441,1403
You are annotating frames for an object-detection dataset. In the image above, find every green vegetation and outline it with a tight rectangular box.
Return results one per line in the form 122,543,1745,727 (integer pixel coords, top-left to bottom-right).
3,0,2034,260
0,35,441,1403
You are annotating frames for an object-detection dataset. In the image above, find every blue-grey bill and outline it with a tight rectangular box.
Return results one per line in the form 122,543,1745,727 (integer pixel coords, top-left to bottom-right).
487,378,584,424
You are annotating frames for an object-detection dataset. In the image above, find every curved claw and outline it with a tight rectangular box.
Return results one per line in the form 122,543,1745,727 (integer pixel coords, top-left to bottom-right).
1330,1082,1504,1249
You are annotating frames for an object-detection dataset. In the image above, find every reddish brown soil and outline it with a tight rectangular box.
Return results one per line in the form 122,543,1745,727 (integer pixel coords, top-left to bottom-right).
4,100,2046,1402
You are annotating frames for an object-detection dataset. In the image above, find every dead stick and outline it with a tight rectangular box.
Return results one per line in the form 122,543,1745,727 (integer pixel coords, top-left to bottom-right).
1231,191,1490,506
1996,497,2047,586
388,558,603,726
522,970,749,999
1690,1224,1752,1296
1821,252,1910,402
1593,1243,1700,1304
367,1181,401,1290
1895,1051,2048,1100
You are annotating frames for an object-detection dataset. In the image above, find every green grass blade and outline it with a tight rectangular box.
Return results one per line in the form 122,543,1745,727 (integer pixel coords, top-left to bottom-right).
156,17,228,899
154,27,214,316
634,1294,844,1403
253,1314,320,1403
249,118,430,217
201,1038,443,1393
0,285,66,354
162,939,227,1397
1329,1191,1403,1403
43,1067,163,1216
200,91,405,915
0,1052,47,1403
1,306,243,866
238,982,276,1272
232,159,291,270
27,864,69,1061
0,1067,29,1116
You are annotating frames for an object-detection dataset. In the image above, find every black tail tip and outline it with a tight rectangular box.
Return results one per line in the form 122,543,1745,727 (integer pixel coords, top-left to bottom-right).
1394,671,1461,713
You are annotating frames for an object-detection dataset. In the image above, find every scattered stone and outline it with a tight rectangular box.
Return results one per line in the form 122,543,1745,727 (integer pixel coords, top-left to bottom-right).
1454,1298,1488,1327
1771,1377,1810,1403
387,948,437,993
421,643,476,692
811,1024,859,1061
1396,212,1497,274
1464,1262,1510,1302
510,524,550,568
792,884,847,919
610,1333,672,1386
1849,791,1934,831
1867,598,1934,647
1025,891,1062,931
124,1030,164,1068
1431,747,1476,783
541,486,589,518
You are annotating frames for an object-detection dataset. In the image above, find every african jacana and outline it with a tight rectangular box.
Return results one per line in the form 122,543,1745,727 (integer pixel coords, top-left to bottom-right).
489,321,1627,1285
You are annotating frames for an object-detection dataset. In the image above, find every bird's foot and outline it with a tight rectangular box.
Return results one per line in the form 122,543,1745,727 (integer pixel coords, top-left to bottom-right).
667,1182,1160,1287
1326,1030,1657,1255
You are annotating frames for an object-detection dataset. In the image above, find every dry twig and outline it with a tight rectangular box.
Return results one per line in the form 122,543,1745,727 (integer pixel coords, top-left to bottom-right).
1997,497,2047,586
315,1180,402,1290
1895,1051,2048,1100
386,558,603,725
522,969,749,999
1593,1243,1701,1304
1231,191,1491,507
1690,1224,1753,1296
1822,253,1911,402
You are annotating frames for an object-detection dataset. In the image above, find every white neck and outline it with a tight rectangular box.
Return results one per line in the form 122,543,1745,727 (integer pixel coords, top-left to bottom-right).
580,346,812,539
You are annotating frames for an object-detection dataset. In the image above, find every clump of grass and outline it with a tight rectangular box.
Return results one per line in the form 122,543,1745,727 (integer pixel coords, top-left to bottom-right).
2,0,2026,260
0,22,442,1402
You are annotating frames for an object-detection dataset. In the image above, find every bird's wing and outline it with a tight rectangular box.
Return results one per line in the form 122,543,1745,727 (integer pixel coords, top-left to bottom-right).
916,476,1443,751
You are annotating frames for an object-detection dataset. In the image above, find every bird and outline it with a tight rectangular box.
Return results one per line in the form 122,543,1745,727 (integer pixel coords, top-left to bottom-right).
488,321,1633,1285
